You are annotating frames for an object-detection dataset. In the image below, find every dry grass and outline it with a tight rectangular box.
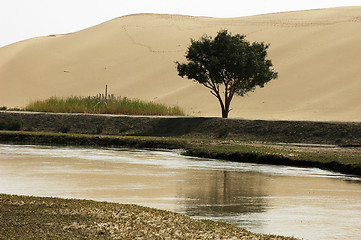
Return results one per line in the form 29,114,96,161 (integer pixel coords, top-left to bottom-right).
0,194,296,240
24,96,185,116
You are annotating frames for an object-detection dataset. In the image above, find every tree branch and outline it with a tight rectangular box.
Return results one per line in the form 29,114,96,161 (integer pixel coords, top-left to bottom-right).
210,91,218,98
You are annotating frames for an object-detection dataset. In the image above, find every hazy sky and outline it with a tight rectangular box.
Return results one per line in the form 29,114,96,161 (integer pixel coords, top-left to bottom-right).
1,0,360,47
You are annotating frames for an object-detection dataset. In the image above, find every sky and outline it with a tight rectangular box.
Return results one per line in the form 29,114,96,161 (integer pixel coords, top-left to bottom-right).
1,0,361,47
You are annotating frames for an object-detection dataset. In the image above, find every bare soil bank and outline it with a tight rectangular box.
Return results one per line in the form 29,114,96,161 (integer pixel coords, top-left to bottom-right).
1,111,361,146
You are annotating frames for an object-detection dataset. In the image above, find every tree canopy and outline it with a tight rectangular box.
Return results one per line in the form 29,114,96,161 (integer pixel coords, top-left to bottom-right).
176,30,278,118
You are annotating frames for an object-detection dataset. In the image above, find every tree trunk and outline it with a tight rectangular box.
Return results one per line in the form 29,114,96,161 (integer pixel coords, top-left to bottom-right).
222,108,229,118
222,95,232,118
216,96,230,118
222,105,230,118
213,91,228,118
214,89,231,118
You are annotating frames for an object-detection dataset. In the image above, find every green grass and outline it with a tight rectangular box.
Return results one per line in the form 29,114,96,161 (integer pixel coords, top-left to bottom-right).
184,145,361,175
191,144,361,165
0,130,191,149
24,96,185,116
1,130,361,176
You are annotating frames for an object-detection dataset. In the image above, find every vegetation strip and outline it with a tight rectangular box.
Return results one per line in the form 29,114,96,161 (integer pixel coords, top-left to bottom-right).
0,131,190,149
1,131,360,176
184,145,361,176
23,96,186,116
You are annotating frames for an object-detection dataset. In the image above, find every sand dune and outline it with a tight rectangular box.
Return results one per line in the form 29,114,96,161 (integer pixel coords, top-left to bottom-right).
1,7,361,121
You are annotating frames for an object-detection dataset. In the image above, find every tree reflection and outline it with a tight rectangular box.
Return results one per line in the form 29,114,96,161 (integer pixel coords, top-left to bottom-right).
177,170,268,218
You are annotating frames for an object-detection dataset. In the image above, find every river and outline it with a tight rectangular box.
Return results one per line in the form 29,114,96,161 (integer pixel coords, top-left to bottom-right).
0,144,360,239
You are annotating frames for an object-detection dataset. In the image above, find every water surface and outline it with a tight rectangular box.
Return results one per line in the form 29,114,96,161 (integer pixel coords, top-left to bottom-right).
0,144,360,239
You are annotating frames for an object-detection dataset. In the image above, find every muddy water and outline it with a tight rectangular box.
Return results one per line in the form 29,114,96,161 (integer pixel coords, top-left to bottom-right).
0,144,360,240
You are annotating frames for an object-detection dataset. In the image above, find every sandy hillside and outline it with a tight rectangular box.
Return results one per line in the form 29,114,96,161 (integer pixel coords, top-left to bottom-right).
1,7,361,121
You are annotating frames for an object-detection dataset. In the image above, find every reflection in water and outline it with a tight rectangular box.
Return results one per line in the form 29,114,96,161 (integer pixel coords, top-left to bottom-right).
177,170,269,230
0,144,360,240
178,171,266,214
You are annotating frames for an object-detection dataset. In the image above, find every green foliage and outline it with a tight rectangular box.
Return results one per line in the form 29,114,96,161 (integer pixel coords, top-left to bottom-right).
176,30,278,118
24,96,185,116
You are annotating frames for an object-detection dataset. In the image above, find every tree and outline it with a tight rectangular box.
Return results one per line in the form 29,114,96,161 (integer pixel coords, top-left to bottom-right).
176,30,278,118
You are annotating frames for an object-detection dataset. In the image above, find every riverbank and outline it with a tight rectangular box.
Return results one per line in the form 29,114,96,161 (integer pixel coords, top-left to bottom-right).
1,113,360,239
1,111,361,175
0,194,295,240
1,131,361,176
2,111,361,146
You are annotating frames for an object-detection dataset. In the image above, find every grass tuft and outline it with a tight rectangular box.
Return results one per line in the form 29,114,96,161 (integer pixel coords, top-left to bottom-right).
24,96,185,116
